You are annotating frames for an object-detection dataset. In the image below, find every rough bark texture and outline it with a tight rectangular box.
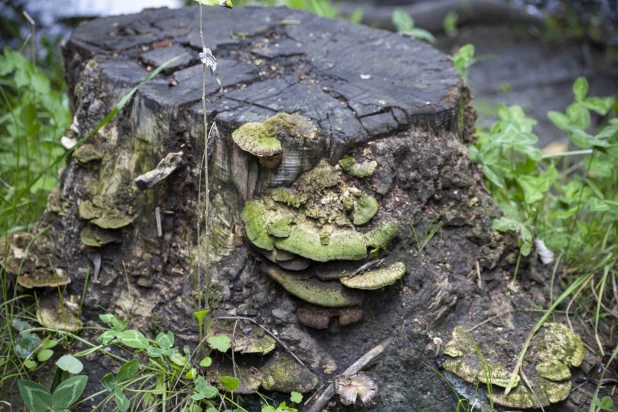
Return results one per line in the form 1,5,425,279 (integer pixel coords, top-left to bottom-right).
9,5,606,411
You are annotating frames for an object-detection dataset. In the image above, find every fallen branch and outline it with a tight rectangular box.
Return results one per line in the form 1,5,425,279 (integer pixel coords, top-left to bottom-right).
134,151,183,190
306,336,394,412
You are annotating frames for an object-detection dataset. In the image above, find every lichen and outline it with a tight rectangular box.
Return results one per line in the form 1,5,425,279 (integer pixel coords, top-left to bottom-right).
352,194,379,225
263,262,364,307
338,156,377,178
340,262,406,290
260,355,318,393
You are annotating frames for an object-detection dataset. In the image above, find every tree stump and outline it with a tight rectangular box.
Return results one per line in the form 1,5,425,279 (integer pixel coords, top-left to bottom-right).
4,5,594,412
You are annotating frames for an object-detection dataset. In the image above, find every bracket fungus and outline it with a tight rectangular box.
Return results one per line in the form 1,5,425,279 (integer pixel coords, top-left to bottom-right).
36,294,82,332
442,323,584,409
207,319,276,355
297,305,363,329
80,225,121,248
340,262,406,290
232,112,316,169
260,355,318,393
338,156,377,178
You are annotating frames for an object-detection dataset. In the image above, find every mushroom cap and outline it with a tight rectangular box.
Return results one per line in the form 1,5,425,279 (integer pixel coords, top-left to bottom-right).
334,372,379,406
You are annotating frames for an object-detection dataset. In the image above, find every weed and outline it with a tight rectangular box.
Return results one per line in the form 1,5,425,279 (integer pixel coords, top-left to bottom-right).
392,9,435,43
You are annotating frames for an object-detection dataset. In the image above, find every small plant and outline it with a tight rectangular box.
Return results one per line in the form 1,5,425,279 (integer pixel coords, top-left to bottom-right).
18,375,88,412
392,9,435,43
442,11,459,38
411,206,450,253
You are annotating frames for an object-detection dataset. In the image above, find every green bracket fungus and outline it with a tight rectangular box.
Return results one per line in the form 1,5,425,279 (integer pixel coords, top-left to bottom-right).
274,222,367,262
442,323,584,409
269,187,308,208
267,215,295,238
277,255,311,271
78,199,135,229
232,112,316,169
338,156,377,178
297,305,363,329
262,262,364,307
340,262,406,290
365,221,399,257
241,199,277,251
260,355,318,393
207,320,276,355
352,194,379,225
80,225,121,248
72,144,103,164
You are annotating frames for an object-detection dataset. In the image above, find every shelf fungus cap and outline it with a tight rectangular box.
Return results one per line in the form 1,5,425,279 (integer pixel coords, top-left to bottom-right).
334,372,379,406
340,262,406,290
352,194,379,226
297,306,363,329
207,319,276,355
36,294,82,332
338,156,377,178
232,122,282,168
80,225,121,248
262,262,364,307
260,355,318,393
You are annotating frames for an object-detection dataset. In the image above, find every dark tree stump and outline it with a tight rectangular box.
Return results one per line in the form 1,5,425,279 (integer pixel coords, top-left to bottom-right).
3,5,596,412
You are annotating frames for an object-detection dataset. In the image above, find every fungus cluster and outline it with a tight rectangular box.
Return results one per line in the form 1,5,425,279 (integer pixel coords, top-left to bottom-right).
239,155,405,330
442,323,584,409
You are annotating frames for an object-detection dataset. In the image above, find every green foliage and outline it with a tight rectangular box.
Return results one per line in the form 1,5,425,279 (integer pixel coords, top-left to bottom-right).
55,354,83,374
18,375,88,412
289,392,302,404
0,46,71,233
452,44,476,84
207,334,231,353
593,396,614,411
392,9,436,43
443,11,459,38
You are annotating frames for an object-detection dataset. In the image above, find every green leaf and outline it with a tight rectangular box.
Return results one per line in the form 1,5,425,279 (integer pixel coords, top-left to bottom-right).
117,359,139,382
185,368,197,379
262,406,276,412
12,318,31,331
114,386,130,412
392,9,414,33
101,373,116,392
18,380,52,411
567,103,590,129
348,7,364,24
492,217,522,232
147,346,164,358
99,313,127,332
97,330,117,345
194,309,209,327
290,391,303,403
156,331,174,350
219,376,241,392
547,111,570,131
569,126,594,148
142,392,154,403
42,338,59,349
117,330,149,349
405,28,436,43
207,335,231,353
453,44,475,75
51,375,88,409
169,352,188,367
194,0,233,7
573,77,589,101
15,331,42,359
24,359,37,370
443,11,459,37
37,349,54,362
56,354,83,374
193,377,219,400
583,96,615,115
199,357,212,367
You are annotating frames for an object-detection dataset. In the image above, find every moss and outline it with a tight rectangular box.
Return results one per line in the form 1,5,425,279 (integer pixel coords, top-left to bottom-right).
263,262,364,307
340,262,406,290
352,194,379,225
269,187,308,208
260,355,318,393
73,144,103,164
339,156,377,178
274,222,367,262
535,360,571,382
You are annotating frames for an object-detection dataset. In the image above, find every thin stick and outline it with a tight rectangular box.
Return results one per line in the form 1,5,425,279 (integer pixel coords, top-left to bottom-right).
215,316,308,370
155,206,162,237
306,336,394,412
347,259,383,279
476,261,482,289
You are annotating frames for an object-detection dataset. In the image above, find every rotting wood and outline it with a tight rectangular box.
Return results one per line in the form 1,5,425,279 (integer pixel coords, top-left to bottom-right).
134,151,184,190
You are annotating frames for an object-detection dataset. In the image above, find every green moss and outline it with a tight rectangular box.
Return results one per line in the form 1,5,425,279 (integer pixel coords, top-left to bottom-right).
352,194,379,225
260,356,318,393
274,222,367,262
269,187,308,208
338,156,377,178
263,262,364,307
341,262,406,290
535,360,571,382
73,144,103,164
